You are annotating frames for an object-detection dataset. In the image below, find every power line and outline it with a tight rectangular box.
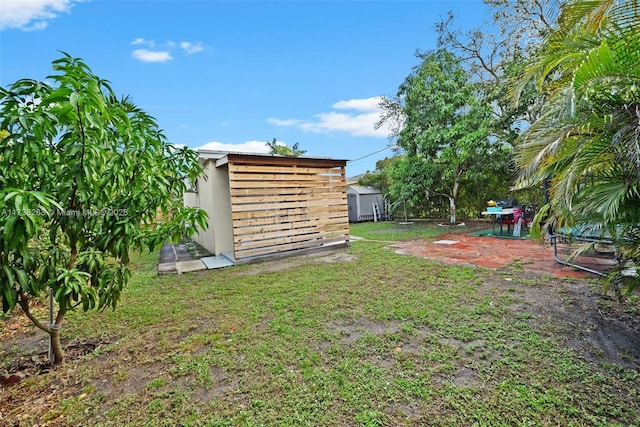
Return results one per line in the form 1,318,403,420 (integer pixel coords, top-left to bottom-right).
347,145,398,164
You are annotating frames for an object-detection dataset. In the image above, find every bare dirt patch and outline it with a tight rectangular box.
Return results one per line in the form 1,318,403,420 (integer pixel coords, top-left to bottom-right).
319,279,639,373
94,361,165,397
502,277,640,370
236,249,357,276
327,317,402,345
390,233,640,370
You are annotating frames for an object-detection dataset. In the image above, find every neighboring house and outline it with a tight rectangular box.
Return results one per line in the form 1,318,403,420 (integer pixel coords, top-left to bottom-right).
347,185,387,222
184,150,350,264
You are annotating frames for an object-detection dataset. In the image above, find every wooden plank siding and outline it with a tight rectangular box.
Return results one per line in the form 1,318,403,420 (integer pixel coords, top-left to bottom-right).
224,155,349,261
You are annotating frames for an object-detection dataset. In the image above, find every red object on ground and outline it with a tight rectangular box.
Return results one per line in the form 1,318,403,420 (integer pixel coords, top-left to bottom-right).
389,233,617,279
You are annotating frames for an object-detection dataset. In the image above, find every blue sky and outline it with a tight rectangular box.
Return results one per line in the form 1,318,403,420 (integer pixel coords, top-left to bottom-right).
1,0,493,177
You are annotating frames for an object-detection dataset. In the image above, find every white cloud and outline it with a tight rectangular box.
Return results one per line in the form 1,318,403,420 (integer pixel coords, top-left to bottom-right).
266,118,304,127
131,38,204,62
332,97,382,112
131,38,153,46
300,111,389,137
180,42,204,54
1,0,77,31
267,96,393,138
131,49,173,63
194,140,272,154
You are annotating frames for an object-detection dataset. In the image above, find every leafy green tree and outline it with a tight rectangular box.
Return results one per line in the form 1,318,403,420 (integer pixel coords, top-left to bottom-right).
386,155,431,222
436,1,556,185
512,0,640,293
0,54,208,364
380,49,506,224
267,138,306,156
357,157,394,195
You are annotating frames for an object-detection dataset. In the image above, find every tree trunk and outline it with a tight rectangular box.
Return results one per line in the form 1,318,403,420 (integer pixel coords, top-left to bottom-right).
449,197,456,224
449,174,460,224
18,290,66,365
49,303,68,365
49,326,64,365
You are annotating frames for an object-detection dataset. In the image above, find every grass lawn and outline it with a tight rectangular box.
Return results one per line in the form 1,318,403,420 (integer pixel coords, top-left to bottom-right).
348,220,448,241
1,222,639,426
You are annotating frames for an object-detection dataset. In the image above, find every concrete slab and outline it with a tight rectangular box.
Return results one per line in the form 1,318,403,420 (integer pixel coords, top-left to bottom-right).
157,262,177,275
201,255,234,270
176,260,207,274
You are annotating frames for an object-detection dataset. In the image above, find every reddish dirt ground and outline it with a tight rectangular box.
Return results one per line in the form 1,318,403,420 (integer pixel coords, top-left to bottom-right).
389,232,618,279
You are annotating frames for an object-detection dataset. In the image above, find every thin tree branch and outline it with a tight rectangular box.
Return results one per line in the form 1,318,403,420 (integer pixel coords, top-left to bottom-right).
17,290,50,333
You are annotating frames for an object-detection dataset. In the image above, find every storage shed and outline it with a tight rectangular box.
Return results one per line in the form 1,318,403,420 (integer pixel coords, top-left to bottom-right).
184,150,350,264
347,185,386,222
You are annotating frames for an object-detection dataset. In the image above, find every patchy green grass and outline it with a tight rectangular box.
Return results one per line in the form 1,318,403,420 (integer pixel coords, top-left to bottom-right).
349,221,456,241
2,241,639,426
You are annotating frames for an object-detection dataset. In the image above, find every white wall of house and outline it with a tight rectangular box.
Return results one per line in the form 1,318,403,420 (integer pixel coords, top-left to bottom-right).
183,159,233,256
208,161,234,257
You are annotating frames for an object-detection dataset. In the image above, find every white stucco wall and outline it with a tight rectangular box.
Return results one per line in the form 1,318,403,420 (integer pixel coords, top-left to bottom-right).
182,159,233,256
208,162,234,257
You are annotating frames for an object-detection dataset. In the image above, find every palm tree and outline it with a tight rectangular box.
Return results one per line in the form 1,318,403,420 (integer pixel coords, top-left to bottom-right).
511,0,640,293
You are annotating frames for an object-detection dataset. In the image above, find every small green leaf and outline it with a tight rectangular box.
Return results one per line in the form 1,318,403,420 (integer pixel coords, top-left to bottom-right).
4,191,19,202
2,266,15,288
3,216,17,240
86,112,101,129
15,269,33,295
2,287,17,309
69,91,79,108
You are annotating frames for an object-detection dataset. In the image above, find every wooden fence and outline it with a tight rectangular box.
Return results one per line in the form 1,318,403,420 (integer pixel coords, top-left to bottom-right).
220,155,349,261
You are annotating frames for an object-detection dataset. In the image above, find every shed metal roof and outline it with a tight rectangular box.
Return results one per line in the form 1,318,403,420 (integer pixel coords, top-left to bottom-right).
197,149,347,168
348,185,382,195
215,153,347,168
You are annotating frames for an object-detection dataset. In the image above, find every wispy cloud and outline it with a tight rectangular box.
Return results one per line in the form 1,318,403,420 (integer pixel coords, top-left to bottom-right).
131,38,205,63
131,38,153,47
267,96,392,138
0,0,78,31
180,42,204,54
332,97,382,111
266,118,304,127
131,49,173,63
194,140,272,154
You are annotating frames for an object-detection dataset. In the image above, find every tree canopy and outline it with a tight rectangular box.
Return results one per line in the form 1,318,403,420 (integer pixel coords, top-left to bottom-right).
267,138,306,157
436,0,557,176
512,0,640,293
0,53,208,363
380,49,510,224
